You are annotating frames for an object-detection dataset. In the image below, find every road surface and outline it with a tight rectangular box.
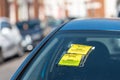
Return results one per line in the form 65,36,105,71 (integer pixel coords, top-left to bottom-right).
0,54,28,80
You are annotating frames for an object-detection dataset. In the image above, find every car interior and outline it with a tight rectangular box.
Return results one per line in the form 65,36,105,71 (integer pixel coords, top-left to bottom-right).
19,35,120,80
48,40,120,80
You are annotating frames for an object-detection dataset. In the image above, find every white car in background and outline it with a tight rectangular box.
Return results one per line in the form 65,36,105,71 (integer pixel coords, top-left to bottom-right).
0,17,24,63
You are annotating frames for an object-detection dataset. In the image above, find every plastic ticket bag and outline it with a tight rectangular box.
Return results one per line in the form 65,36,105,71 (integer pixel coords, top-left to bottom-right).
58,44,94,67
67,44,93,55
58,53,83,66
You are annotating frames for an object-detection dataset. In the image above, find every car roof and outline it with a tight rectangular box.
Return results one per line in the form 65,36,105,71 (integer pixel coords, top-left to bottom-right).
60,18,120,31
0,17,9,22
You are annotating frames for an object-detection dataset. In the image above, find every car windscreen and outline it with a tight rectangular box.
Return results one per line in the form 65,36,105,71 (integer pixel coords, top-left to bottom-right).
16,20,41,31
16,21,42,37
19,30,120,80
1,22,11,29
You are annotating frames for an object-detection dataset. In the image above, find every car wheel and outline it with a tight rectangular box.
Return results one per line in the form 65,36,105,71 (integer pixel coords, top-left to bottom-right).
0,48,4,63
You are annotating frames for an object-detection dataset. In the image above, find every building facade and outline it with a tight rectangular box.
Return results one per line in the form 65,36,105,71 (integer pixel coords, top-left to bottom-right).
0,0,9,17
0,0,119,24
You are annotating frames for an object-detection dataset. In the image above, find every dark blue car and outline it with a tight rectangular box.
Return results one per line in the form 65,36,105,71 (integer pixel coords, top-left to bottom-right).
11,18,120,80
16,19,43,51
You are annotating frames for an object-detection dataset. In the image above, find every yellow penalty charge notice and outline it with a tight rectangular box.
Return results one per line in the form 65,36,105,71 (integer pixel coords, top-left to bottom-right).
67,44,93,55
58,53,83,66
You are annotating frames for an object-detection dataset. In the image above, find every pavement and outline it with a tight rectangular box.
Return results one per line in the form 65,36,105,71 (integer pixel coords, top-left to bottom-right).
0,53,28,80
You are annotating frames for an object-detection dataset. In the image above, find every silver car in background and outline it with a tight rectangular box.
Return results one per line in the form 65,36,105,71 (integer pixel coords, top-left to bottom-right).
0,17,24,63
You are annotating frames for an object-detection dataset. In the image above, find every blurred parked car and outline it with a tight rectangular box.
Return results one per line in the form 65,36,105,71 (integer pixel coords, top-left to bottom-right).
11,18,120,80
16,19,43,51
0,17,24,63
42,17,64,37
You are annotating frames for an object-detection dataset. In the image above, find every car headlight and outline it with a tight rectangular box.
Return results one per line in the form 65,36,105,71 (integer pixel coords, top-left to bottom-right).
1,28,10,34
25,35,32,43
21,35,32,47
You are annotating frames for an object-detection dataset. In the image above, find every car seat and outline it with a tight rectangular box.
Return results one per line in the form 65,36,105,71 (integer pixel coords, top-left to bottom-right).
83,41,110,80
85,41,110,67
49,41,111,80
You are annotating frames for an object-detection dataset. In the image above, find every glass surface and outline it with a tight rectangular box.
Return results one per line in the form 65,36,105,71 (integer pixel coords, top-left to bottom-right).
1,22,11,29
20,31,120,80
